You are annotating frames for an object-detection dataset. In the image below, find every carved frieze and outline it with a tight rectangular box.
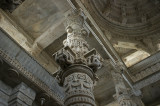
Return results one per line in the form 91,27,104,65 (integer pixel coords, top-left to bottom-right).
0,49,64,105
64,72,95,106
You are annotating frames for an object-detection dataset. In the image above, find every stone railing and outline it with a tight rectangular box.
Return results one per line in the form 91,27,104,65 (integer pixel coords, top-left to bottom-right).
0,29,65,105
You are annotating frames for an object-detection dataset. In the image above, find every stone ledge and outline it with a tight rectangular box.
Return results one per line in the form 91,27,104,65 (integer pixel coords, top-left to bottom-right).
0,29,64,105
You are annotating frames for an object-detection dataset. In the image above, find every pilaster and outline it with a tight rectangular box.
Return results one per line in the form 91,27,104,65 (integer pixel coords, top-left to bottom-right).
8,82,36,106
0,80,12,106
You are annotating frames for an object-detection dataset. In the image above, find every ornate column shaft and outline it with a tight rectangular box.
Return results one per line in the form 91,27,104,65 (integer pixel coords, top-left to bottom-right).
111,66,137,106
53,10,102,106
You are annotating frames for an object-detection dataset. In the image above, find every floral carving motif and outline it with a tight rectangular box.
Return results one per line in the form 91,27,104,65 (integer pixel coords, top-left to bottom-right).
53,10,102,106
64,73,95,106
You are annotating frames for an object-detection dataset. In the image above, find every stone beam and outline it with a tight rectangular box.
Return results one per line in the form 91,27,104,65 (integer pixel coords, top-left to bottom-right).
113,42,138,50
121,49,137,59
35,22,65,49
111,37,152,54
0,9,33,51
31,13,66,54
129,51,160,74
0,29,64,105
0,9,58,73
129,51,160,82
113,41,151,55
133,71,160,90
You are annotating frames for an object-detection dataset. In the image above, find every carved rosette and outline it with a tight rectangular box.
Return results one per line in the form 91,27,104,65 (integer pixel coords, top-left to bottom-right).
53,10,102,106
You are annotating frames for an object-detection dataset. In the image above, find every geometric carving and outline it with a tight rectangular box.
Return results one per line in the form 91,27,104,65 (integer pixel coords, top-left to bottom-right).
0,49,64,105
53,10,102,106
64,72,95,106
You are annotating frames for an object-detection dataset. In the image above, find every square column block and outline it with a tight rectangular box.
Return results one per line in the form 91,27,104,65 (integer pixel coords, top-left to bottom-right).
8,82,36,106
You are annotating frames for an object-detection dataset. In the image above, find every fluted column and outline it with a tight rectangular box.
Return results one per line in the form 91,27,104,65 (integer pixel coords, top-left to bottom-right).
111,69,137,106
53,10,102,106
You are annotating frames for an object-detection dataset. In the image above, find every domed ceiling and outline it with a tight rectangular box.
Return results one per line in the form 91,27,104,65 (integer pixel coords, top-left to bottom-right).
1,0,160,105
83,0,160,66
84,0,160,37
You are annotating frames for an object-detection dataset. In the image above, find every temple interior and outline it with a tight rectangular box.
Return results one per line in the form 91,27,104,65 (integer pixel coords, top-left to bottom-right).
0,0,160,106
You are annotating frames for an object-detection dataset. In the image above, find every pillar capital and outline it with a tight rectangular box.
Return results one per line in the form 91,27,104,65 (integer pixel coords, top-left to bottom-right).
53,10,102,106
53,10,102,81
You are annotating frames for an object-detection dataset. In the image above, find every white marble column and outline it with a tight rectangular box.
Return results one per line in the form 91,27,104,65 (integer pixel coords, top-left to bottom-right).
54,10,102,106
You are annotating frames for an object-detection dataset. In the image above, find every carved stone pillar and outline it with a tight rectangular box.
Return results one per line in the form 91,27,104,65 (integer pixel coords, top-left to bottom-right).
111,70,137,106
53,10,102,106
8,82,36,106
